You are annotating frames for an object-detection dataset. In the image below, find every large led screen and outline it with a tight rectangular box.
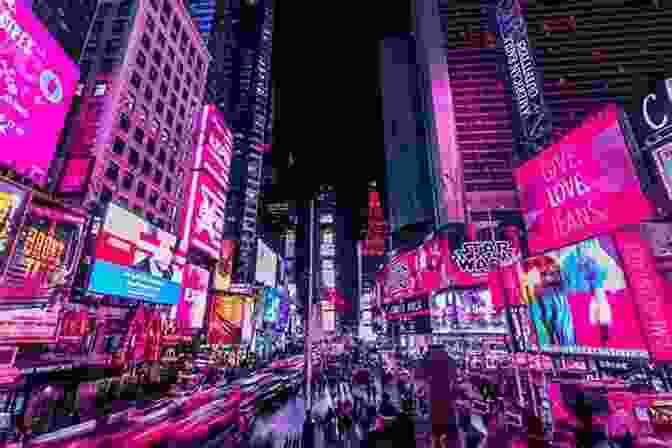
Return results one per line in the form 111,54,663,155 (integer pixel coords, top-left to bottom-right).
255,239,277,287
89,203,183,304
176,264,209,330
431,288,507,335
0,180,27,274
0,0,79,187
208,294,242,345
515,104,653,254
519,235,647,356
182,169,226,259
263,287,280,323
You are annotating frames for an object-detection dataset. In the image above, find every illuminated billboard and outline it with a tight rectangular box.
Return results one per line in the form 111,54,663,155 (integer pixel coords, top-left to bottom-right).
0,0,80,187
181,105,231,259
208,294,243,345
176,264,209,330
519,235,648,357
0,202,86,301
213,239,236,291
432,289,508,335
515,104,653,254
88,203,184,304
0,180,28,275
263,287,280,323
255,239,277,287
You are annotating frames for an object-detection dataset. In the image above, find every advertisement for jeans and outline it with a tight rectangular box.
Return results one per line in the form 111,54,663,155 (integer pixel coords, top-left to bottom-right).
0,0,80,187
88,203,184,305
515,104,654,255
431,288,508,335
519,235,649,358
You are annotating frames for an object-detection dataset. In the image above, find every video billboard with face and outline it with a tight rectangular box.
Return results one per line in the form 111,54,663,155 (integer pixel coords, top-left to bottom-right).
88,203,183,304
519,235,647,356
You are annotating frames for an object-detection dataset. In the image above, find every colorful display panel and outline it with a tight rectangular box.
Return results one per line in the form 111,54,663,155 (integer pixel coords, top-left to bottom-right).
0,180,27,274
263,287,280,323
57,157,95,194
208,294,243,345
515,104,654,254
176,264,209,330
88,203,183,304
255,239,277,288
519,235,648,357
0,203,85,301
214,239,236,291
431,288,508,335
0,0,80,187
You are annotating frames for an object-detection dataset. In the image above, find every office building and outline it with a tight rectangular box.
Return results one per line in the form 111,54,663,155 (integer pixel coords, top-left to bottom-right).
28,0,98,62
60,0,211,233
200,0,274,285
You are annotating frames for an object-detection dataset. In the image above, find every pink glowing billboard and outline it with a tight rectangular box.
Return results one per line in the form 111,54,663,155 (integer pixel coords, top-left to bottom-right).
515,104,654,254
176,264,210,331
0,0,80,187
193,105,232,187
57,156,94,194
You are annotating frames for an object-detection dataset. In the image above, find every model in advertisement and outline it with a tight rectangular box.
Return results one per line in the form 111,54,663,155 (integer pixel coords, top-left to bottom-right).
133,234,178,281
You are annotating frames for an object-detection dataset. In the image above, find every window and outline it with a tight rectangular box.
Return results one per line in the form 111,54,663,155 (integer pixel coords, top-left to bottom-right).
185,74,192,87
160,200,168,213
149,190,159,206
176,123,183,136
163,64,171,80
157,33,166,48
118,0,132,16
105,39,121,55
164,178,171,193
173,77,181,92
105,162,119,181
181,88,188,101
111,20,124,34
94,80,107,96
146,15,155,33
112,137,126,155
169,158,176,172
154,170,163,185
152,50,161,65
129,149,139,167
166,110,173,125
158,149,166,164
168,47,175,62
136,51,146,68
119,112,130,131
149,66,159,82
136,181,146,198
170,94,177,109
121,172,133,190
160,83,168,97
144,86,153,101
177,62,183,75
147,212,155,224
178,106,185,119
130,71,142,89
141,34,151,50
134,128,145,144
155,100,164,115
171,17,180,40
146,138,156,155
142,159,152,175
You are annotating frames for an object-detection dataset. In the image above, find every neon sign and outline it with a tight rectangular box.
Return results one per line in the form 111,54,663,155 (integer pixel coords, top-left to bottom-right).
23,227,65,273
452,240,516,275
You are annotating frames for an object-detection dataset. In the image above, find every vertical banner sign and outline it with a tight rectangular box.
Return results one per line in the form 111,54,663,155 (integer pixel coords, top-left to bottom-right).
613,229,672,361
496,0,551,160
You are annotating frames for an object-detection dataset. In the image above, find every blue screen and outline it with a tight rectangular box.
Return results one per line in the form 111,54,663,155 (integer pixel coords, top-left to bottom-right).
89,260,181,305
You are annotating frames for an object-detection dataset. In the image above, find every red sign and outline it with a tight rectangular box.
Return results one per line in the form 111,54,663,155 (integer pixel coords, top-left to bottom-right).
515,104,654,254
613,229,672,361
362,191,387,257
181,105,231,259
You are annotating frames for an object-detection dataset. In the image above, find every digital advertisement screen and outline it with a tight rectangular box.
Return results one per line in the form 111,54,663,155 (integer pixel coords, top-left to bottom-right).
432,289,508,335
263,287,280,323
519,235,648,356
241,300,254,344
0,0,79,187
208,294,243,345
176,264,209,330
181,169,226,259
88,203,184,304
57,157,94,194
193,105,232,185
0,180,27,274
214,239,236,291
0,204,85,301
255,239,277,287
515,104,653,254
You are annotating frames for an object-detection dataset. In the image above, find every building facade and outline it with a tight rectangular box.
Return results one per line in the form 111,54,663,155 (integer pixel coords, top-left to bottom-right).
188,0,216,43
59,0,211,234
199,0,275,285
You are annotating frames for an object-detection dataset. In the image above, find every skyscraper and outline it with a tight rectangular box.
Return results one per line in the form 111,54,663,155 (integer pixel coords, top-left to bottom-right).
195,0,275,285
58,0,210,234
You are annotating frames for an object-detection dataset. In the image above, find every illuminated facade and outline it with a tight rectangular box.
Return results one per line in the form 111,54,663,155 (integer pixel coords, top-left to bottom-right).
60,0,210,234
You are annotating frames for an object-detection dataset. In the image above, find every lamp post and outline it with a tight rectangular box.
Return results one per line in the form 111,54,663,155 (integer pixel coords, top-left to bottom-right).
303,197,316,448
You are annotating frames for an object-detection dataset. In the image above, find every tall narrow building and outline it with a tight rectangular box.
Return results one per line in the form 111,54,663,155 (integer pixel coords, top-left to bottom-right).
193,0,275,285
